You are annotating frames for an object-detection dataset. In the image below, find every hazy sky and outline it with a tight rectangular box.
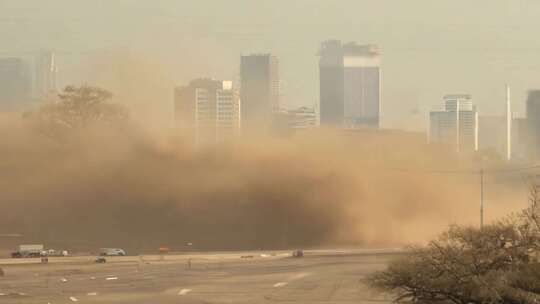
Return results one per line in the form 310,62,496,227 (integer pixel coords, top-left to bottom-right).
2,0,540,129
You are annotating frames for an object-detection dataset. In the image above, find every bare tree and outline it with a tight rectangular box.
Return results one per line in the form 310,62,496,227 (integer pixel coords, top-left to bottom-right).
524,184,540,245
25,85,128,132
367,198,540,304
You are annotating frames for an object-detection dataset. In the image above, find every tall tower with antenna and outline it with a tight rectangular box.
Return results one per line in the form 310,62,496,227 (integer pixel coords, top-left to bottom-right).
35,51,58,101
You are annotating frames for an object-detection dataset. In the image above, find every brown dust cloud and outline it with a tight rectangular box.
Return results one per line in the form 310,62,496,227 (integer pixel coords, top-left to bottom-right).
0,54,530,253
0,115,528,253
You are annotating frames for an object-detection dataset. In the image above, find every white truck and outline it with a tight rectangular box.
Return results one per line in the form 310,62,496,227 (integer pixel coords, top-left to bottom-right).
11,244,44,258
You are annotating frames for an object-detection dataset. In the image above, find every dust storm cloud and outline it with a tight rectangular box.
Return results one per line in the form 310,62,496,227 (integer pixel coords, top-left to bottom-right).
0,112,524,252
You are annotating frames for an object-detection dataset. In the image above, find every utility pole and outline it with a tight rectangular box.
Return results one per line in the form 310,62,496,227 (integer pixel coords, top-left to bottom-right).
456,98,460,153
480,169,484,229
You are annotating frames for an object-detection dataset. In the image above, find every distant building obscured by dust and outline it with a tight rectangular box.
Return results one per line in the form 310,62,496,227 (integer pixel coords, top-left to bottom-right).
285,106,318,129
272,106,318,136
34,51,58,102
318,40,381,129
477,116,527,160
0,58,32,111
429,95,478,153
240,54,280,128
174,79,241,145
527,90,540,161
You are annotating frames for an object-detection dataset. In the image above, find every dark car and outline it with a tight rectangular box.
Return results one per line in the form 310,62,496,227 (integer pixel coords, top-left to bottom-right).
292,250,304,258
95,257,107,263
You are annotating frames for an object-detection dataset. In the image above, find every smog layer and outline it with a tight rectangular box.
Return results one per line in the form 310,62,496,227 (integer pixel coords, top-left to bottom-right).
0,114,527,252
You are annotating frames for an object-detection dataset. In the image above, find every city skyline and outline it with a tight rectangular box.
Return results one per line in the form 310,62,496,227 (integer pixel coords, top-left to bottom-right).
1,3,540,302
3,0,540,130
0,45,534,148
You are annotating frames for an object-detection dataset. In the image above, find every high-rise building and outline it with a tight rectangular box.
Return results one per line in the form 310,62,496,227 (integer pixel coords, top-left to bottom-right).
273,106,318,134
319,40,381,128
34,52,58,101
477,85,514,160
286,106,318,129
526,90,540,160
513,117,529,160
174,79,241,145
0,58,31,111
478,116,508,156
240,54,279,126
429,95,478,152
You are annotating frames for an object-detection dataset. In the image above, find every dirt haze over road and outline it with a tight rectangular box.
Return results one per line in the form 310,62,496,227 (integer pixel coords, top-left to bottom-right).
0,113,527,252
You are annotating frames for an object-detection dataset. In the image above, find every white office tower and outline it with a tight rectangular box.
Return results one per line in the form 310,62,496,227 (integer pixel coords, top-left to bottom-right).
214,81,241,142
34,52,58,101
319,40,381,128
175,79,241,146
429,95,478,152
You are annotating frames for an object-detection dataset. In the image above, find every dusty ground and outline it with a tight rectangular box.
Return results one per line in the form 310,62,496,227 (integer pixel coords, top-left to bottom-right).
0,249,399,304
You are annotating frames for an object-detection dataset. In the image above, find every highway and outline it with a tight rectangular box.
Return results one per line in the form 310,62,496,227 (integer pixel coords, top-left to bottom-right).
0,249,400,304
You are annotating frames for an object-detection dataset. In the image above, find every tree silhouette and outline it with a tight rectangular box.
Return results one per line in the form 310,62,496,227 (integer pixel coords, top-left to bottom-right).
24,85,128,136
367,197,540,304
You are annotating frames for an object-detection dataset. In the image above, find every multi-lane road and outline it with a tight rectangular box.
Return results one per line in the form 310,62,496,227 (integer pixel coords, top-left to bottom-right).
0,249,400,304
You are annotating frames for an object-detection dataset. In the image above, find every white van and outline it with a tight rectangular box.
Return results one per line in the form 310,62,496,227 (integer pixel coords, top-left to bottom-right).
99,248,126,256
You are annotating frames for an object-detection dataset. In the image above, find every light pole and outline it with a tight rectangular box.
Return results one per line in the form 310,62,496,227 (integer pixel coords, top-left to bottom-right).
456,98,460,153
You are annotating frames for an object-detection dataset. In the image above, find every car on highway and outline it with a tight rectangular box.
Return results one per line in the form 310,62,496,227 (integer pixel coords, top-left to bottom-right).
292,250,304,258
95,256,107,263
44,249,69,257
99,248,126,256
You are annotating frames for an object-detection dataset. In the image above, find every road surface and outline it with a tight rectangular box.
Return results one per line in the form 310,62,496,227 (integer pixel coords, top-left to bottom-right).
0,249,400,304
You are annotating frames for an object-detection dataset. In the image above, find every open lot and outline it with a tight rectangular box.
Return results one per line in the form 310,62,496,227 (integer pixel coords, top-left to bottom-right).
0,249,400,304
